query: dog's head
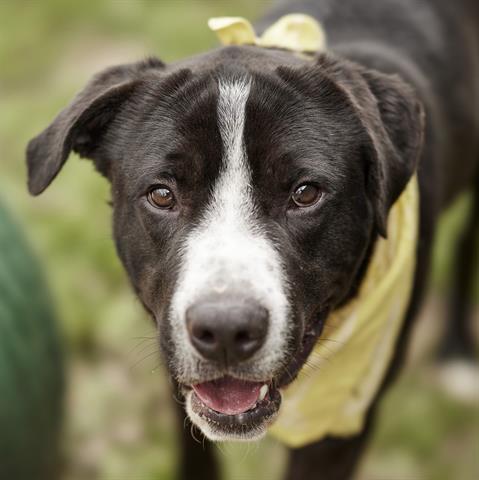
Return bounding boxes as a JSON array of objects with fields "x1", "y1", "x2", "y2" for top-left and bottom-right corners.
[{"x1": 27, "y1": 46, "x2": 424, "y2": 441}]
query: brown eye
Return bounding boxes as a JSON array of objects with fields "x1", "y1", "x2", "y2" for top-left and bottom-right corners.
[
  {"x1": 291, "y1": 184, "x2": 322, "y2": 208},
  {"x1": 147, "y1": 185, "x2": 175, "y2": 209}
]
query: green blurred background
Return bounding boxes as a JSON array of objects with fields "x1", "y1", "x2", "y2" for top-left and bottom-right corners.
[{"x1": 0, "y1": 1, "x2": 478, "y2": 479}]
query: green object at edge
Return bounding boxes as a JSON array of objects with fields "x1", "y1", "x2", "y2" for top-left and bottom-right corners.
[{"x1": 0, "y1": 201, "x2": 64, "y2": 480}]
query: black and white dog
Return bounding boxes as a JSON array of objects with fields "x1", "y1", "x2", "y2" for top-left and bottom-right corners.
[{"x1": 26, "y1": 0, "x2": 479, "y2": 478}]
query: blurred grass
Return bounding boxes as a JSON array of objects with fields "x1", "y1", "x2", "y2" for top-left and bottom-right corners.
[{"x1": 0, "y1": 1, "x2": 477, "y2": 479}]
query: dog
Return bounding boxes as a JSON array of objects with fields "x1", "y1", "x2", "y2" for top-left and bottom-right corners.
[{"x1": 26, "y1": 0, "x2": 479, "y2": 478}]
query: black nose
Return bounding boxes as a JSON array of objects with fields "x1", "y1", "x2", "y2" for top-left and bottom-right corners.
[{"x1": 186, "y1": 298, "x2": 269, "y2": 365}]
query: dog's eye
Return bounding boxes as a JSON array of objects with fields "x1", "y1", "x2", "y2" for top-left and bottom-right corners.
[
  {"x1": 147, "y1": 185, "x2": 175, "y2": 209},
  {"x1": 291, "y1": 184, "x2": 322, "y2": 208}
]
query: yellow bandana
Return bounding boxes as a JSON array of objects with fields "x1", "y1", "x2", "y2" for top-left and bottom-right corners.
[
  {"x1": 269, "y1": 177, "x2": 419, "y2": 447},
  {"x1": 208, "y1": 16, "x2": 419, "y2": 448}
]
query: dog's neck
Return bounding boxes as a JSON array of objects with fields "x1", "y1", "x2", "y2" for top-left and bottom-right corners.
[{"x1": 336, "y1": 229, "x2": 379, "y2": 309}]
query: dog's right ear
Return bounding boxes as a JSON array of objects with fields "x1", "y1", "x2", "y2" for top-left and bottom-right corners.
[{"x1": 26, "y1": 57, "x2": 164, "y2": 195}]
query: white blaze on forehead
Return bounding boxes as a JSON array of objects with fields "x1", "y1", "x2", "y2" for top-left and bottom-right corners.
[{"x1": 170, "y1": 76, "x2": 290, "y2": 379}]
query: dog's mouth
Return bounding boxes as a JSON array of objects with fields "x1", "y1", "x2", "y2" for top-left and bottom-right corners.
[
  {"x1": 186, "y1": 376, "x2": 281, "y2": 439},
  {"x1": 193, "y1": 377, "x2": 270, "y2": 414}
]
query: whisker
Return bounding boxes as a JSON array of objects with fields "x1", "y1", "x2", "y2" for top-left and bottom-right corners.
[
  {"x1": 130, "y1": 335, "x2": 157, "y2": 341},
  {"x1": 308, "y1": 352, "x2": 332, "y2": 366},
  {"x1": 190, "y1": 424, "x2": 202, "y2": 444},
  {"x1": 172, "y1": 392, "x2": 185, "y2": 406},
  {"x1": 128, "y1": 350, "x2": 161, "y2": 371},
  {"x1": 129, "y1": 341, "x2": 159, "y2": 361},
  {"x1": 215, "y1": 441, "x2": 227, "y2": 456},
  {"x1": 319, "y1": 337, "x2": 344, "y2": 346},
  {"x1": 296, "y1": 366, "x2": 315, "y2": 380},
  {"x1": 127, "y1": 338, "x2": 158, "y2": 357},
  {"x1": 238, "y1": 440, "x2": 252, "y2": 464}
]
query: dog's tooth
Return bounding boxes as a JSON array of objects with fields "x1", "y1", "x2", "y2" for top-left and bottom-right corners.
[{"x1": 259, "y1": 384, "x2": 268, "y2": 401}]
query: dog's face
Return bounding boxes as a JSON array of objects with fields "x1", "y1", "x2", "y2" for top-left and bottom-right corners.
[{"x1": 27, "y1": 46, "x2": 423, "y2": 441}]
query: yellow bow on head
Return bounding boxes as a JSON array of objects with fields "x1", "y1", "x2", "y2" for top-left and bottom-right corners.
[{"x1": 208, "y1": 14, "x2": 327, "y2": 53}]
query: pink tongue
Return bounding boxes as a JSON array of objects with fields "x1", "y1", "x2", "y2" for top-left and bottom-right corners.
[{"x1": 193, "y1": 377, "x2": 262, "y2": 415}]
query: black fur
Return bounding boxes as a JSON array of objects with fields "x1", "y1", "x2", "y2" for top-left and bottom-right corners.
[{"x1": 26, "y1": 0, "x2": 479, "y2": 478}]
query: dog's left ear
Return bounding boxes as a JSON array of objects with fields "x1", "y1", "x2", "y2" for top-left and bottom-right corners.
[
  {"x1": 355, "y1": 66, "x2": 425, "y2": 236},
  {"x1": 278, "y1": 55, "x2": 425, "y2": 237},
  {"x1": 26, "y1": 57, "x2": 165, "y2": 195}
]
